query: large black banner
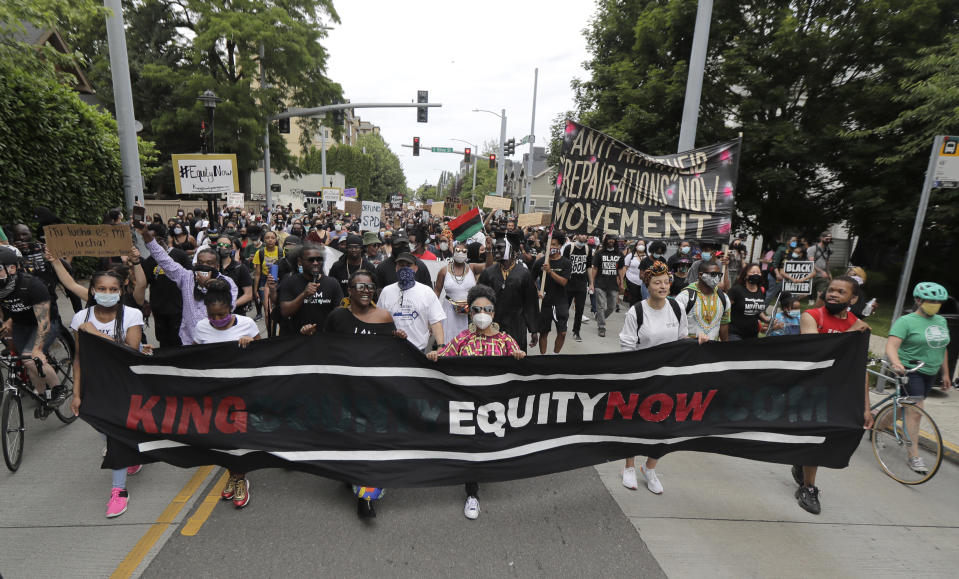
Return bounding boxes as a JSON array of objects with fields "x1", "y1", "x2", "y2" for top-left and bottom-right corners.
[
  {"x1": 552, "y1": 121, "x2": 740, "y2": 242},
  {"x1": 80, "y1": 331, "x2": 868, "y2": 487}
]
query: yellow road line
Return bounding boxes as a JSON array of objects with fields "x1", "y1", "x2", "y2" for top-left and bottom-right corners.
[
  {"x1": 110, "y1": 465, "x2": 216, "y2": 579},
  {"x1": 180, "y1": 471, "x2": 230, "y2": 537}
]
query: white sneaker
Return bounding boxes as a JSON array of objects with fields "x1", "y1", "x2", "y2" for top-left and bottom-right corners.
[
  {"x1": 464, "y1": 496, "x2": 480, "y2": 520},
  {"x1": 641, "y1": 464, "x2": 663, "y2": 494},
  {"x1": 622, "y1": 467, "x2": 638, "y2": 490},
  {"x1": 581, "y1": 315, "x2": 590, "y2": 323},
  {"x1": 908, "y1": 456, "x2": 929, "y2": 474}
]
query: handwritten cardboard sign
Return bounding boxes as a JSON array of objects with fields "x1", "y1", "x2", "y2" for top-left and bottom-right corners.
[
  {"x1": 361, "y1": 201, "x2": 382, "y2": 231},
  {"x1": 344, "y1": 200, "x2": 362, "y2": 215},
  {"x1": 43, "y1": 224, "x2": 132, "y2": 258},
  {"x1": 430, "y1": 202, "x2": 445, "y2": 217},
  {"x1": 483, "y1": 195, "x2": 512, "y2": 211},
  {"x1": 517, "y1": 213, "x2": 548, "y2": 228}
]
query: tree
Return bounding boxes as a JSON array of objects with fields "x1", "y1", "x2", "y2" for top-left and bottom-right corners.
[
  {"x1": 300, "y1": 144, "x2": 373, "y2": 198},
  {"x1": 356, "y1": 133, "x2": 406, "y2": 203}
]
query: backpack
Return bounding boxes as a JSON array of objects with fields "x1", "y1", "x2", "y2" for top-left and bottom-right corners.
[
  {"x1": 683, "y1": 287, "x2": 729, "y2": 317},
  {"x1": 633, "y1": 299, "x2": 683, "y2": 338},
  {"x1": 255, "y1": 246, "x2": 285, "y2": 267}
]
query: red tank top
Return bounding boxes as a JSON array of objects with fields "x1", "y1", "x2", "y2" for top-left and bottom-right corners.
[{"x1": 806, "y1": 306, "x2": 858, "y2": 334}]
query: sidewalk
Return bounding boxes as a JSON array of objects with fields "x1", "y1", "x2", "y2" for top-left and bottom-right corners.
[{"x1": 868, "y1": 333, "x2": 959, "y2": 463}]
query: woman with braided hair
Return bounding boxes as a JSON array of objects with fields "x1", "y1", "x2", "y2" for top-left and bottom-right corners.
[{"x1": 619, "y1": 260, "x2": 690, "y2": 495}]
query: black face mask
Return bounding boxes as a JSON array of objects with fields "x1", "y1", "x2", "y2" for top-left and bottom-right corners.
[
  {"x1": 747, "y1": 274, "x2": 763, "y2": 285},
  {"x1": 824, "y1": 300, "x2": 848, "y2": 315},
  {"x1": 217, "y1": 248, "x2": 232, "y2": 259}
]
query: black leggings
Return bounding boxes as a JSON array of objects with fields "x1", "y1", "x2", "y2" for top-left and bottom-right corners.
[
  {"x1": 567, "y1": 289, "x2": 587, "y2": 334},
  {"x1": 466, "y1": 482, "x2": 479, "y2": 498}
]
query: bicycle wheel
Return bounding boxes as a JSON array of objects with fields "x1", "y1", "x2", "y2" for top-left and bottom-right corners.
[
  {"x1": 871, "y1": 401, "x2": 943, "y2": 484},
  {"x1": 2, "y1": 391, "x2": 25, "y2": 471},
  {"x1": 48, "y1": 328, "x2": 77, "y2": 424}
]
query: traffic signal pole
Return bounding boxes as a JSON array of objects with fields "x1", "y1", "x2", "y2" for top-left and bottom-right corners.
[
  {"x1": 524, "y1": 68, "x2": 538, "y2": 213},
  {"x1": 497, "y1": 109, "x2": 507, "y2": 197}
]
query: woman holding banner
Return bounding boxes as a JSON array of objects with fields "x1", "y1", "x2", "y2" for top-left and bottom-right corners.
[{"x1": 427, "y1": 284, "x2": 526, "y2": 520}]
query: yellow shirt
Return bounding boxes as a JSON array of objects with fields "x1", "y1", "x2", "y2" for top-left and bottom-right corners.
[{"x1": 252, "y1": 246, "x2": 280, "y2": 276}]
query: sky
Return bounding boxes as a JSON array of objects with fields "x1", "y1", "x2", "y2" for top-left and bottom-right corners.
[{"x1": 322, "y1": 0, "x2": 599, "y2": 191}]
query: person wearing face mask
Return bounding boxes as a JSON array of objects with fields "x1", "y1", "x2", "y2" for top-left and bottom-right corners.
[
  {"x1": 137, "y1": 223, "x2": 237, "y2": 344},
  {"x1": 807, "y1": 231, "x2": 833, "y2": 306},
  {"x1": 193, "y1": 278, "x2": 260, "y2": 509},
  {"x1": 434, "y1": 241, "x2": 489, "y2": 341},
  {"x1": 768, "y1": 236, "x2": 798, "y2": 307},
  {"x1": 138, "y1": 223, "x2": 191, "y2": 347},
  {"x1": 885, "y1": 282, "x2": 952, "y2": 475},
  {"x1": 686, "y1": 241, "x2": 721, "y2": 284},
  {"x1": 377, "y1": 253, "x2": 445, "y2": 352},
  {"x1": 362, "y1": 231, "x2": 386, "y2": 266},
  {"x1": 279, "y1": 244, "x2": 343, "y2": 336},
  {"x1": 675, "y1": 260, "x2": 730, "y2": 342},
  {"x1": 766, "y1": 293, "x2": 801, "y2": 336},
  {"x1": 563, "y1": 234, "x2": 593, "y2": 342},
  {"x1": 621, "y1": 239, "x2": 648, "y2": 306},
  {"x1": 588, "y1": 234, "x2": 626, "y2": 337},
  {"x1": 329, "y1": 234, "x2": 375, "y2": 296},
  {"x1": 814, "y1": 266, "x2": 875, "y2": 318},
  {"x1": 531, "y1": 234, "x2": 572, "y2": 355},
  {"x1": 793, "y1": 276, "x2": 872, "y2": 515},
  {"x1": 426, "y1": 284, "x2": 526, "y2": 519},
  {"x1": 727, "y1": 263, "x2": 771, "y2": 340},
  {"x1": 373, "y1": 233, "x2": 433, "y2": 291},
  {"x1": 69, "y1": 270, "x2": 146, "y2": 518},
  {"x1": 170, "y1": 221, "x2": 197, "y2": 257},
  {"x1": 433, "y1": 231, "x2": 454, "y2": 262},
  {"x1": 408, "y1": 228, "x2": 437, "y2": 261},
  {"x1": 215, "y1": 236, "x2": 254, "y2": 315},
  {"x1": 478, "y1": 238, "x2": 540, "y2": 351}
]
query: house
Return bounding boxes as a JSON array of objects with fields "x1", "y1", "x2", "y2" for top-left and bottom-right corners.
[{"x1": 9, "y1": 22, "x2": 99, "y2": 107}]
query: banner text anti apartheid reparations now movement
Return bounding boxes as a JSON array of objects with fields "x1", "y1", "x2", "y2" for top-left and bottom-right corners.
[
  {"x1": 79, "y1": 331, "x2": 868, "y2": 487},
  {"x1": 552, "y1": 121, "x2": 741, "y2": 242}
]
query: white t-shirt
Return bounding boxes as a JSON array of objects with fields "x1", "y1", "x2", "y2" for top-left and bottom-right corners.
[
  {"x1": 70, "y1": 306, "x2": 144, "y2": 342},
  {"x1": 193, "y1": 315, "x2": 260, "y2": 344},
  {"x1": 377, "y1": 282, "x2": 446, "y2": 351},
  {"x1": 623, "y1": 253, "x2": 644, "y2": 285},
  {"x1": 619, "y1": 299, "x2": 688, "y2": 351}
]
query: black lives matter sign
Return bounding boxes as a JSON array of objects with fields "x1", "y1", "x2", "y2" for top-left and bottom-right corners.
[{"x1": 782, "y1": 261, "x2": 815, "y2": 294}]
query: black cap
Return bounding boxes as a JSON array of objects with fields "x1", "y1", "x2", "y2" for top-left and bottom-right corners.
[
  {"x1": 0, "y1": 248, "x2": 20, "y2": 265},
  {"x1": 345, "y1": 234, "x2": 363, "y2": 246},
  {"x1": 394, "y1": 252, "x2": 416, "y2": 265},
  {"x1": 391, "y1": 233, "x2": 410, "y2": 246}
]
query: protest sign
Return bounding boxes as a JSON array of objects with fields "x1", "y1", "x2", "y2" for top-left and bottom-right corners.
[
  {"x1": 390, "y1": 194, "x2": 404, "y2": 210},
  {"x1": 430, "y1": 202, "x2": 445, "y2": 217},
  {"x1": 44, "y1": 224, "x2": 131, "y2": 258},
  {"x1": 344, "y1": 200, "x2": 361, "y2": 215},
  {"x1": 483, "y1": 195, "x2": 512, "y2": 212},
  {"x1": 226, "y1": 192, "x2": 244, "y2": 208},
  {"x1": 322, "y1": 188, "x2": 341, "y2": 203},
  {"x1": 551, "y1": 122, "x2": 740, "y2": 242},
  {"x1": 517, "y1": 213, "x2": 547, "y2": 228},
  {"x1": 335, "y1": 199, "x2": 345, "y2": 211},
  {"x1": 171, "y1": 154, "x2": 240, "y2": 196},
  {"x1": 782, "y1": 261, "x2": 815, "y2": 294},
  {"x1": 343, "y1": 187, "x2": 358, "y2": 199},
  {"x1": 361, "y1": 201, "x2": 382, "y2": 231},
  {"x1": 81, "y1": 331, "x2": 868, "y2": 487}
]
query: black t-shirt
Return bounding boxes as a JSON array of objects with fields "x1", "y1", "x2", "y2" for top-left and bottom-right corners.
[
  {"x1": 277, "y1": 274, "x2": 344, "y2": 333},
  {"x1": 324, "y1": 307, "x2": 396, "y2": 336},
  {"x1": 562, "y1": 245, "x2": 591, "y2": 292},
  {"x1": 20, "y1": 246, "x2": 56, "y2": 292},
  {"x1": 0, "y1": 273, "x2": 51, "y2": 326},
  {"x1": 328, "y1": 257, "x2": 376, "y2": 296},
  {"x1": 223, "y1": 260, "x2": 254, "y2": 312},
  {"x1": 532, "y1": 255, "x2": 571, "y2": 303},
  {"x1": 727, "y1": 284, "x2": 766, "y2": 338},
  {"x1": 143, "y1": 246, "x2": 191, "y2": 315},
  {"x1": 592, "y1": 249, "x2": 623, "y2": 290}
]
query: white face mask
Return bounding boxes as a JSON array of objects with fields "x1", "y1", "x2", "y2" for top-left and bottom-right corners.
[
  {"x1": 473, "y1": 312, "x2": 493, "y2": 330},
  {"x1": 453, "y1": 252, "x2": 467, "y2": 264},
  {"x1": 636, "y1": 244, "x2": 646, "y2": 253},
  {"x1": 439, "y1": 242, "x2": 449, "y2": 251}
]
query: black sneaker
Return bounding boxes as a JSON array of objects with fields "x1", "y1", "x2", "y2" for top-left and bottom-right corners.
[
  {"x1": 573, "y1": 332, "x2": 582, "y2": 342},
  {"x1": 357, "y1": 498, "x2": 376, "y2": 519},
  {"x1": 46, "y1": 385, "x2": 67, "y2": 407},
  {"x1": 795, "y1": 485, "x2": 821, "y2": 515},
  {"x1": 791, "y1": 465, "x2": 804, "y2": 487},
  {"x1": 598, "y1": 328, "x2": 606, "y2": 337}
]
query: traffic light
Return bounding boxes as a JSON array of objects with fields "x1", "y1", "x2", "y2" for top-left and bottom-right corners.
[
  {"x1": 505, "y1": 138, "x2": 516, "y2": 156},
  {"x1": 464, "y1": 148, "x2": 471, "y2": 163},
  {"x1": 413, "y1": 136, "x2": 420, "y2": 156},
  {"x1": 417, "y1": 90, "x2": 428, "y2": 123},
  {"x1": 489, "y1": 154, "x2": 496, "y2": 168},
  {"x1": 278, "y1": 117, "x2": 290, "y2": 134}
]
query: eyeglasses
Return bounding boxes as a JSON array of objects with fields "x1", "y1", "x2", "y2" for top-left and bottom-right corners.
[
  {"x1": 351, "y1": 282, "x2": 376, "y2": 291},
  {"x1": 470, "y1": 305, "x2": 495, "y2": 314},
  {"x1": 304, "y1": 256, "x2": 324, "y2": 263},
  {"x1": 369, "y1": 243, "x2": 382, "y2": 248},
  {"x1": 454, "y1": 248, "x2": 468, "y2": 254},
  {"x1": 216, "y1": 243, "x2": 232, "y2": 248}
]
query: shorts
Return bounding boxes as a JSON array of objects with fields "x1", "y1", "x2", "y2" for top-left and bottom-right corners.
[
  {"x1": 903, "y1": 372, "x2": 938, "y2": 399},
  {"x1": 538, "y1": 301, "x2": 569, "y2": 334},
  {"x1": 12, "y1": 320, "x2": 60, "y2": 355}
]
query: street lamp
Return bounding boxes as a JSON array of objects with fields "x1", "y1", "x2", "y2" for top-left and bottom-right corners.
[
  {"x1": 472, "y1": 108, "x2": 507, "y2": 198},
  {"x1": 450, "y1": 138, "x2": 478, "y2": 195},
  {"x1": 197, "y1": 89, "x2": 224, "y2": 225}
]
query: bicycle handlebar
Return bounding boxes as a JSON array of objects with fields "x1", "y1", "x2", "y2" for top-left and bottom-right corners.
[
  {"x1": 868, "y1": 358, "x2": 925, "y2": 375},
  {"x1": 0, "y1": 354, "x2": 45, "y2": 378}
]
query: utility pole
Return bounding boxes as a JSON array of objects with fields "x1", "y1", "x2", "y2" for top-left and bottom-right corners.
[
  {"x1": 525, "y1": 68, "x2": 538, "y2": 213},
  {"x1": 497, "y1": 109, "x2": 507, "y2": 196},
  {"x1": 677, "y1": 0, "x2": 713, "y2": 152},
  {"x1": 103, "y1": 0, "x2": 143, "y2": 211},
  {"x1": 261, "y1": 43, "x2": 272, "y2": 209}
]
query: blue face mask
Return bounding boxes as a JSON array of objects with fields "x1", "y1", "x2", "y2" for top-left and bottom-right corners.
[
  {"x1": 789, "y1": 241, "x2": 798, "y2": 248},
  {"x1": 680, "y1": 246, "x2": 690, "y2": 254},
  {"x1": 397, "y1": 266, "x2": 416, "y2": 290},
  {"x1": 701, "y1": 252, "x2": 712, "y2": 261},
  {"x1": 94, "y1": 292, "x2": 121, "y2": 307}
]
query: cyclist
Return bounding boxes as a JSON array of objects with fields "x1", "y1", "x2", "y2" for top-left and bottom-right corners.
[
  {"x1": 70, "y1": 271, "x2": 145, "y2": 518},
  {"x1": 885, "y1": 282, "x2": 952, "y2": 473},
  {"x1": 793, "y1": 276, "x2": 873, "y2": 514},
  {"x1": 0, "y1": 249, "x2": 63, "y2": 405}
]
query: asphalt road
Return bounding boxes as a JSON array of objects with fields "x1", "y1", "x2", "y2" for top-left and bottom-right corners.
[{"x1": 3, "y1": 295, "x2": 958, "y2": 578}]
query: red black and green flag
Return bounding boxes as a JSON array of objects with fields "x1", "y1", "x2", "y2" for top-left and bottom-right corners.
[{"x1": 449, "y1": 207, "x2": 483, "y2": 241}]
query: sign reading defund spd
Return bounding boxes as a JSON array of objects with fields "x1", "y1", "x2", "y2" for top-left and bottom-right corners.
[{"x1": 172, "y1": 154, "x2": 240, "y2": 196}]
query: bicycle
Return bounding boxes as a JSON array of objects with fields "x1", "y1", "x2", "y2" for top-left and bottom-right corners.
[
  {"x1": 1, "y1": 325, "x2": 76, "y2": 472},
  {"x1": 866, "y1": 358, "x2": 943, "y2": 485}
]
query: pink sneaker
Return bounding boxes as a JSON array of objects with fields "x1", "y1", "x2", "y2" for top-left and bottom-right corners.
[
  {"x1": 106, "y1": 488, "x2": 128, "y2": 518},
  {"x1": 126, "y1": 465, "x2": 143, "y2": 476}
]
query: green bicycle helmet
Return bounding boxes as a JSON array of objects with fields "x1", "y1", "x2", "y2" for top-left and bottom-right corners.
[{"x1": 913, "y1": 282, "x2": 948, "y2": 301}]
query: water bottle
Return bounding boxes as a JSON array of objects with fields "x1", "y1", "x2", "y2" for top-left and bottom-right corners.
[{"x1": 862, "y1": 298, "x2": 877, "y2": 317}]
